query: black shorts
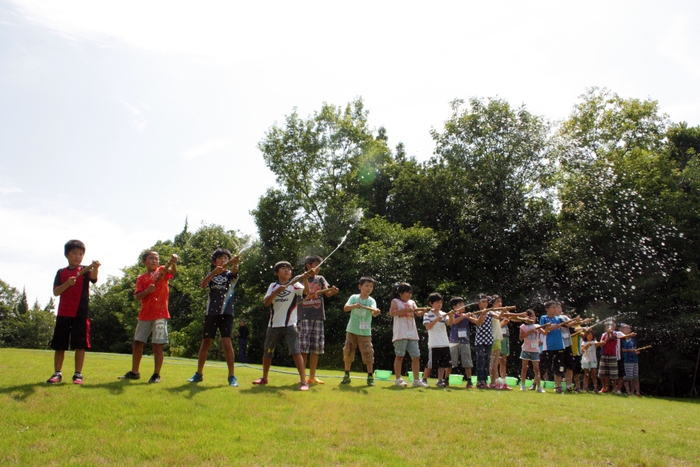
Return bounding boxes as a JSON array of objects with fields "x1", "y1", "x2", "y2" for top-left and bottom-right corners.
[
  {"x1": 430, "y1": 347, "x2": 452, "y2": 369},
  {"x1": 541, "y1": 349, "x2": 565, "y2": 377},
  {"x1": 50, "y1": 316, "x2": 91, "y2": 350},
  {"x1": 573, "y1": 355, "x2": 583, "y2": 374},
  {"x1": 203, "y1": 315, "x2": 234, "y2": 339},
  {"x1": 563, "y1": 346, "x2": 576, "y2": 370}
]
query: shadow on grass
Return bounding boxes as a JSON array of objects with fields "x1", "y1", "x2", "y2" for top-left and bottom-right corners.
[
  {"x1": 238, "y1": 383, "x2": 307, "y2": 395},
  {"x1": 167, "y1": 383, "x2": 219, "y2": 399},
  {"x1": 0, "y1": 383, "x2": 42, "y2": 401},
  {"x1": 335, "y1": 382, "x2": 371, "y2": 395}
]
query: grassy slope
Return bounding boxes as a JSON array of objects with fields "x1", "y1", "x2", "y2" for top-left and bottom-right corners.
[{"x1": 1, "y1": 349, "x2": 699, "y2": 467}]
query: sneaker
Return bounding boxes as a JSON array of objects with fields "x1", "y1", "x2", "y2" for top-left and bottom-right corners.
[
  {"x1": 252, "y1": 377, "x2": 268, "y2": 385},
  {"x1": 307, "y1": 377, "x2": 324, "y2": 385},
  {"x1": 520, "y1": 384, "x2": 527, "y2": 391},
  {"x1": 465, "y1": 381, "x2": 474, "y2": 389},
  {"x1": 367, "y1": 376, "x2": 375, "y2": 386},
  {"x1": 616, "y1": 390, "x2": 622, "y2": 395},
  {"x1": 299, "y1": 382, "x2": 309, "y2": 391},
  {"x1": 72, "y1": 373, "x2": 83, "y2": 385},
  {"x1": 555, "y1": 387, "x2": 563, "y2": 394},
  {"x1": 488, "y1": 383, "x2": 497, "y2": 390},
  {"x1": 118, "y1": 371, "x2": 141, "y2": 380},
  {"x1": 46, "y1": 372, "x2": 62, "y2": 384},
  {"x1": 395, "y1": 378, "x2": 407, "y2": 387},
  {"x1": 341, "y1": 374, "x2": 351, "y2": 384},
  {"x1": 412, "y1": 379, "x2": 429, "y2": 388},
  {"x1": 537, "y1": 386, "x2": 546, "y2": 393},
  {"x1": 528, "y1": 384, "x2": 536, "y2": 391},
  {"x1": 501, "y1": 384, "x2": 513, "y2": 391},
  {"x1": 436, "y1": 380, "x2": 446, "y2": 388},
  {"x1": 188, "y1": 372, "x2": 203, "y2": 383},
  {"x1": 476, "y1": 382, "x2": 487, "y2": 389},
  {"x1": 422, "y1": 378, "x2": 429, "y2": 387},
  {"x1": 148, "y1": 374, "x2": 161, "y2": 384},
  {"x1": 228, "y1": 376, "x2": 239, "y2": 387},
  {"x1": 598, "y1": 388, "x2": 607, "y2": 394}
]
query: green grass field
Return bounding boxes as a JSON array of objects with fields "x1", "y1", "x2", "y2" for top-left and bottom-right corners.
[{"x1": 2, "y1": 348, "x2": 699, "y2": 466}]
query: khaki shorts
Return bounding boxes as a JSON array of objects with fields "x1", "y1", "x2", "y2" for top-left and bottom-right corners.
[
  {"x1": 134, "y1": 319, "x2": 168, "y2": 344},
  {"x1": 343, "y1": 333, "x2": 374, "y2": 365}
]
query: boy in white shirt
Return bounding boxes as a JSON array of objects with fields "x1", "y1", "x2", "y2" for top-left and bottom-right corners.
[{"x1": 422, "y1": 293, "x2": 452, "y2": 388}]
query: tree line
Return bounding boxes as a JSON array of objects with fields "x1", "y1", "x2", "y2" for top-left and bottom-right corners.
[{"x1": 2, "y1": 88, "x2": 699, "y2": 396}]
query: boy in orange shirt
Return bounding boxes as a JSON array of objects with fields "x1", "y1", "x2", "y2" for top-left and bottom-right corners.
[{"x1": 119, "y1": 250, "x2": 178, "y2": 383}]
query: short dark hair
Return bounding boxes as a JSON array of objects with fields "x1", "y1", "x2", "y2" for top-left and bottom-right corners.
[
  {"x1": 273, "y1": 261, "x2": 293, "y2": 273},
  {"x1": 544, "y1": 300, "x2": 558, "y2": 310},
  {"x1": 450, "y1": 297, "x2": 465, "y2": 308},
  {"x1": 212, "y1": 248, "x2": 232, "y2": 263},
  {"x1": 428, "y1": 293, "x2": 443, "y2": 304},
  {"x1": 141, "y1": 250, "x2": 158, "y2": 262},
  {"x1": 392, "y1": 282, "x2": 412, "y2": 300},
  {"x1": 64, "y1": 239, "x2": 85, "y2": 256},
  {"x1": 304, "y1": 255, "x2": 323, "y2": 267},
  {"x1": 358, "y1": 276, "x2": 376, "y2": 285}
]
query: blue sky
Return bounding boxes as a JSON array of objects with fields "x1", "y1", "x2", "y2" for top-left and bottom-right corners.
[{"x1": 1, "y1": 0, "x2": 699, "y2": 306}]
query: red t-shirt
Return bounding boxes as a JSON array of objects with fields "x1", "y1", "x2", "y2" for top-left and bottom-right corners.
[
  {"x1": 54, "y1": 266, "x2": 95, "y2": 318},
  {"x1": 135, "y1": 266, "x2": 174, "y2": 321}
]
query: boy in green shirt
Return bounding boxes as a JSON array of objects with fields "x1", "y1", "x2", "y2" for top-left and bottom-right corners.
[{"x1": 341, "y1": 276, "x2": 380, "y2": 386}]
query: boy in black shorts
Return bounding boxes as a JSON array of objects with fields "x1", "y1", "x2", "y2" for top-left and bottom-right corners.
[
  {"x1": 188, "y1": 248, "x2": 240, "y2": 386},
  {"x1": 47, "y1": 239, "x2": 100, "y2": 385}
]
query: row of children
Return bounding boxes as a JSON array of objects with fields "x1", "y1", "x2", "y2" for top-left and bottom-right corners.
[{"x1": 45, "y1": 240, "x2": 643, "y2": 395}]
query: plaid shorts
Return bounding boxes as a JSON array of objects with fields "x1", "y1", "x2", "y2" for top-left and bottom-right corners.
[
  {"x1": 598, "y1": 355, "x2": 618, "y2": 378},
  {"x1": 298, "y1": 319, "x2": 324, "y2": 354}
]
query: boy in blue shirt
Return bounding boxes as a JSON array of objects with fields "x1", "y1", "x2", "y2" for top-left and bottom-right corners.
[{"x1": 539, "y1": 300, "x2": 565, "y2": 393}]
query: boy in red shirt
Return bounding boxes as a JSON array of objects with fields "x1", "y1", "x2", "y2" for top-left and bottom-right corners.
[
  {"x1": 119, "y1": 250, "x2": 177, "y2": 384},
  {"x1": 47, "y1": 239, "x2": 100, "y2": 384}
]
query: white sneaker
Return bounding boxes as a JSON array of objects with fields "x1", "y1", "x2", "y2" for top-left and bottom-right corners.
[
  {"x1": 412, "y1": 379, "x2": 428, "y2": 388},
  {"x1": 520, "y1": 384, "x2": 526, "y2": 391},
  {"x1": 537, "y1": 386, "x2": 546, "y2": 393},
  {"x1": 395, "y1": 378, "x2": 407, "y2": 387}
]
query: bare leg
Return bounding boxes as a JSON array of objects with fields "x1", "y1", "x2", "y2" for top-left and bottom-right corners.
[
  {"x1": 74, "y1": 349, "x2": 85, "y2": 374},
  {"x1": 309, "y1": 353, "x2": 319, "y2": 380},
  {"x1": 132, "y1": 341, "x2": 145, "y2": 373},
  {"x1": 152, "y1": 343, "x2": 164, "y2": 375},
  {"x1": 221, "y1": 337, "x2": 235, "y2": 377},
  {"x1": 411, "y1": 357, "x2": 420, "y2": 381},
  {"x1": 54, "y1": 350, "x2": 65, "y2": 372},
  {"x1": 292, "y1": 353, "x2": 306, "y2": 383},
  {"x1": 520, "y1": 360, "x2": 529, "y2": 385},
  {"x1": 423, "y1": 367, "x2": 432, "y2": 380},
  {"x1": 262, "y1": 357, "x2": 272, "y2": 379},
  {"x1": 591, "y1": 369, "x2": 598, "y2": 391},
  {"x1": 196, "y1": 338, "x2": 213, "y2": 375},
  {"x1": 533, "y1": 361, "x2": 541, "y2": 387},
  {"x1": 394, "y1": 356, "x2": 404, "y2": 379}
]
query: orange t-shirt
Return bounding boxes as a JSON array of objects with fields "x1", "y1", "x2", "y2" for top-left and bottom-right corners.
[{"x1": 135, "y1": 266, "x2": 174, "y2": 321}]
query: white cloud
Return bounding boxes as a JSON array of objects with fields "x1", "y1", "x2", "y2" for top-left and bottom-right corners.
[
  {"x1": 181, "y1": 139, "x2": 229, "y2": 160},
  {"x1": 0, "y1": 185, "x2": 22, "y2": 194},
  {"x1": 120, "y1": 100, "x2": 148, "y2": 132}
]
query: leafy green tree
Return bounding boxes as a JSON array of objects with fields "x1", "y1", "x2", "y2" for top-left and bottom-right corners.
[
  {"x1": 552, "y1": 88, "x2": 677, "y2": 306},
  {"x1": 401, "y1": 97, "x2": 558, "y2": 300}
]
